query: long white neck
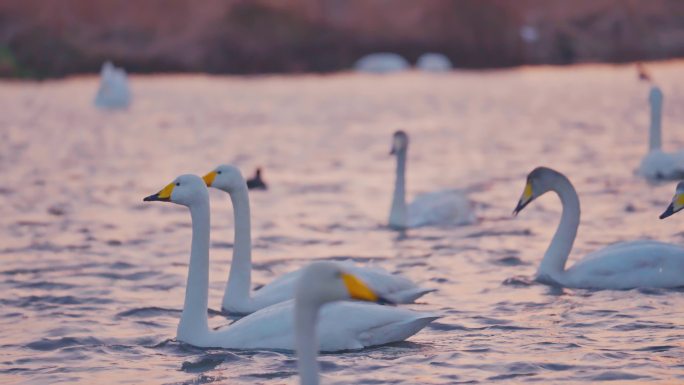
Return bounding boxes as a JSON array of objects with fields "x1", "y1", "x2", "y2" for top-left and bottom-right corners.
[
  {"x1": 177, "y1": 200, "x2": 211, "y2": 340},
  {"x1": 389, "y1": 149, "x2": 407, "y2": 229},
  {"x1": 649, "y1": 86, "x2": 663, "y2": 151},
  {"x1": 295, "y1": 299, "x2": 321, "y2": 385},
  {"x1": 537, "y1": 174, "x2": 580, "y2": 279},
  {"x1": 222, "y1": 183, "x2": 253, "y2": 309}
]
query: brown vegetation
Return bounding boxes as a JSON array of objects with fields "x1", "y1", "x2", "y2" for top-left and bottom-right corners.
[{"x1": 1, "y1": 0, "x2": 683, "y2": 77}]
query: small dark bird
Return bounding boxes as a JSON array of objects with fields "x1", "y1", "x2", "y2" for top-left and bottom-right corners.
[
  {"x1": 247, "y1": 167, "x2": 268, "y2": 190},
  {"x1": 637, "y1": 62, "x2": 652, "y2": 82}
]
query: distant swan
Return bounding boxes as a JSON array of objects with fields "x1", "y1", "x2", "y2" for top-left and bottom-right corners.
[
  {"x1": 637, "y1": 86, "x2": 684, "y2": 180},
  {"x1": 143, "y1": 175, "x2": 437, "y2": 351},
  {"x1": 246, "y1": 167, "x2": 267, "y2": 190},
  {"x1": 94, "y1": 61, "x2": 130, "y2": 109},
  {"x1": 204, "y1": 165, "x2": 434, "y2": 314},
  {"x1": 514, "y1": 167, "x2": 684, "y2": 289},
  {"x1": 388, "y1": 130, "x2": 475, "y2": 229}
]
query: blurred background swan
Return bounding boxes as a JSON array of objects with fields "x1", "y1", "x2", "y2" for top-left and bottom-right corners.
[
  {"x1": 637, "y1": 85, "x2": 684, "y2": 180},
  {"x1": 93, "y1": 61, "x2": 131, "y2": 109},
  {"x1": 204, "y1": 164, "x2": 435, "y2": 314},
  {"x1": 514, "y1": 167, "x2": 684, "y2": 289},
  {"x1": 388, "y1": 130, "x2": 475, "y2": 229}
]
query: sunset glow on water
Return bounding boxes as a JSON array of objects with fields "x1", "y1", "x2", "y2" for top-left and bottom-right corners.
[{"x1": 1, "y1": 63, "x2": 684, "y2": 384}]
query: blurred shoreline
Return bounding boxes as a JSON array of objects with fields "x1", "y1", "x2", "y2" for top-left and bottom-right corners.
[{"x1": 1, "y1": 0, "x2": 683, "y2": 79}]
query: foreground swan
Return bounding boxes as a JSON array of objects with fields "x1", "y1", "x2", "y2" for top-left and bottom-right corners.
[
  {"x1": 295, "y1": 262, "x2": 409, "y2": 385},
  {"x1": 204, "y1": 165, "x2": 434, "y2": 314},
  {"x1": 637, "y1": 86, "x2": 684, "y2": 179},
  {"x1": 144, "y1": 174, "x2": 437, "y2": 350},
  {"x1": 388, "y1": 130, "x2": 475, "y2": 229},
  {"x1": 514, "y1": 167, "x2": 684, "y2": 289}
]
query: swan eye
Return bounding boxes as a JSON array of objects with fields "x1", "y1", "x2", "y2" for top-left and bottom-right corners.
[
  {"x1": 217, "y1": 171, "x2": 222, "y2": 175},
  {"x1": 175, "y1": 182, "x2": 180, "y2": 186}
]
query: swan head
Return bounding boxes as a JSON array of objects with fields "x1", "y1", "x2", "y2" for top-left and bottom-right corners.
[
  {"x1": 513, "y1": 167, "x2": 564, "y2": 215},
  {"x1": 202, "y1": 164, "x2": 246, "y2": 192},
  {"x1": 143, "y1": 174, "x2": 209, "y2": 207},
  {"x1": 659, "y1": 181, "x2": 684, "y2": 219},
  {"x1": 390, "y1": 130, "x2": 409, "y2": 155},
  {"x1": 295, "y1": 261, "x2": 392, "y2": 307}
]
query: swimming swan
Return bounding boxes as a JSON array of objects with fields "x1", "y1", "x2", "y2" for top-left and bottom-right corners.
[
  {"x1": 144, "y1": 174, "x2": 437, "y2": 350},
  {"x1": 294, "y1": 261, "x2": 419, "y2": 385},
  {"x1": 203, "y1": 165, "x2": 435, "y2": 314},
  {"x1": 514, "y1": 167, "x2": 684, "y2": 289},
  {"x1": 388, "y1": 130, "x2": 475, "y2": 229},
  {"x1": 637, "y1": 86, "x2": 684, "y2": 180}
]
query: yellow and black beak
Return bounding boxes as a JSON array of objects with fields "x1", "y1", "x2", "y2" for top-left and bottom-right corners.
[
  {"x1": 660, "y1": 193, "x2": 684, "y2": 219},
  {"x1": 341, "y1": 273, "x2": 393, "y2": 305},
  {"x1": 513, "y1": 181, "x2": 534, "y2": 216},
  {"x1": 143, "y1": 182, "x2": 175, "y2": 202},
  {"x1": 203, "y1": 171, "x2": 217, "y2": 187}
]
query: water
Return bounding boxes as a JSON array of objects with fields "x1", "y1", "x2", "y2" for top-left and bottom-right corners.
[{"x1": 1, "y1": 63, "x2": 684, "y2": 384}]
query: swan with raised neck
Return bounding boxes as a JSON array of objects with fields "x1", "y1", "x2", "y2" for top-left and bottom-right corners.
[
  {"x1": 203, "y1": 164, "x2": 435, "y2": 314},
  {"x1": 514, "y1": 166, "x2": 684, "y2": 289},
  {"x1": 388, "y1": 130, "x2": 475, "y2": 229},
  {"x1": 637, "y1": 85, "x2": 684, "y2": 180}
]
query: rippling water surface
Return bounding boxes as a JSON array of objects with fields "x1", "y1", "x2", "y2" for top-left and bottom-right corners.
[{"x1": 2, "y1": 63, "x2": 684, "y2": 385}]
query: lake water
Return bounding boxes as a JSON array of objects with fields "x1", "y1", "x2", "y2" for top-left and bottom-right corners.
[{"x1": 1, "y1": 63, "x2": 684, "y2": 384}]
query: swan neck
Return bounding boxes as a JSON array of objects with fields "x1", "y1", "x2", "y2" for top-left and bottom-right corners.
[
  {"x1": 538, "y1": 175, "x2": 580, "y2": 277},
  {"x1": 649, "y1": 87, "x2": 663, "y2": 151},
  {"x1": 178, "y1": 200, "x2": 210, "y2": 337},
  {"x1": 295, "y1": 299, "x2": 321, "y2": 385},
  {"x1": 389, "y1": 149, "x2": 407, "y2": 228},
  {"x1": 224, "y1": 183, "x2": 253, "y2": 306}
]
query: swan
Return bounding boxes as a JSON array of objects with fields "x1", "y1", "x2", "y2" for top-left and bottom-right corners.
[
  {"x1": 143, "y1": 174, "x2": 438, "y2": 350},
  {"x1": 94, "y1": 61, "x2": 131, "y2": 109},
  {"x1": 246, "y1": 167, "x2": 267, "y2": 190},
  {"x1": 388, "y1": 130, "x2": 475, "y2": 229},
  {"x1": 203, "y1": 165, "x2": 435, "y2": 314},
  {"x1": 294, "y1": 261, "x2": 422, "y2": 385},
  {"x1": 513, "y1": 167, "x2": 684, "y2": 289},
  {"x1": 637, "y1": 85, "x2": 684, "y2": 180}
]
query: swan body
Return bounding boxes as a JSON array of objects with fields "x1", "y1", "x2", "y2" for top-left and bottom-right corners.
[
  {"x1": 203, "y1": 164, "x2": 434, "y2": 315},
  {"x1": 514, "y1": 167, "x2": 684, "y2": 289},
  {"x1": 94, "y1": 61, "x2": 131, "y2": 109},
  {"x1": 638, "y1": 150, "x2": 684, "y2": 180},
  {"x1": 209, "y1": 298, "x2": 437, "y2": 352},
  {"x1": 637, "y1": 86, "x2": 684, "y2": 179},
  {"x1": 389, "y1": 130, "x2": 475, "y2": 229},
  {"x1": 143, "y1": 175, "x2": 437, "y2": 352}
]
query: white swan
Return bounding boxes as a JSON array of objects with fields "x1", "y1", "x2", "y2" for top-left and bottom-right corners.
[
  {"x1": 143, "y1": 174, "x2": 438, "y2": 350},
  {"x1": 513, "y1": 167, "x2": 684, "y2": 289},
  {"x1": 203, "y1": 165, "x2": 434, "y2": 314},
  {"x1": 294, "y1": 261, "x2": 420, "y2": 385},
  {"x1": 94, "y1": 61, "x2": 131, "y2": 109},
  {"x1": 388, "y1": 130, "x2": 475, "y2": 229},
  {"x1": 637, "y1": 86, "x2": 684, "y2": 180}
]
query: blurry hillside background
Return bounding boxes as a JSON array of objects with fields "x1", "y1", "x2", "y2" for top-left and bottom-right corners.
[{"x1": 1, "y1": 0, "x2": 684, "y2": 78}]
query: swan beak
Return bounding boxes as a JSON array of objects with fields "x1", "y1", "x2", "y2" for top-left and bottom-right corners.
[
  {"x1": 342, "y1": 273, "x2": 393, "y2": 305},
  {"x1": 513, "y1": 182, "x2": 534, "y2": 216},
  {"x1": 143, "y1": 182, "x2": 175, "y2": 202},
  {"x1": 660, "y1": 193, "x2": 684, "y2": 219},
  {"x1": 660, "y1": 203, "x2": 675, "y2": 219},
  {"x1": 203, "y1": 171, "x2": 217, "y2": 187}
]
